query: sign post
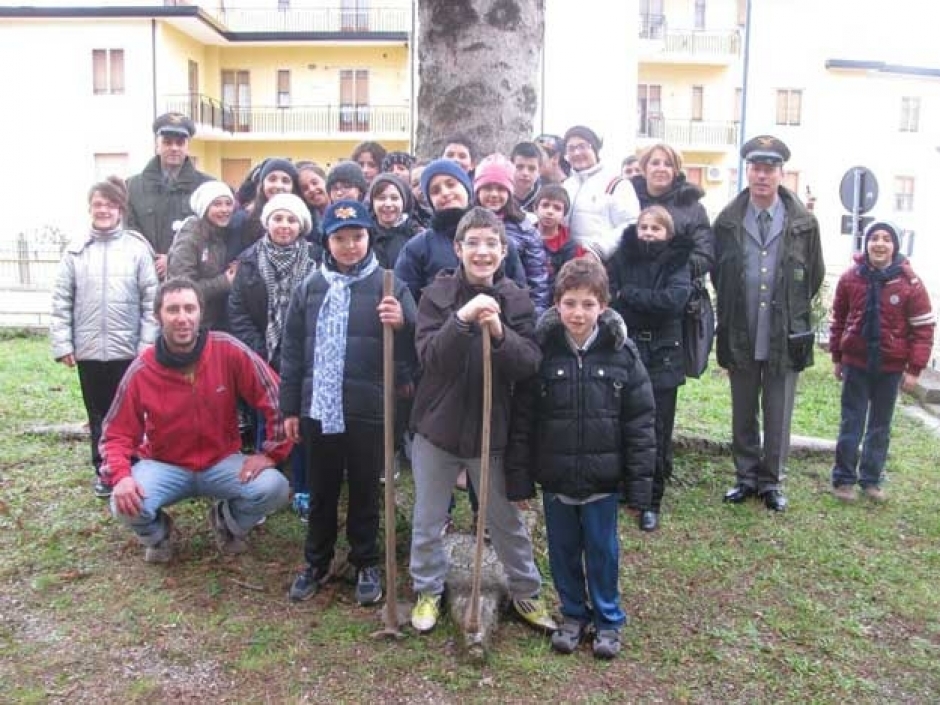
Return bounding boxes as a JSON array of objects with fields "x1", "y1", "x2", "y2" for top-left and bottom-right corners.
[{"x1": 839, "y1": 166, "x2": 879, "y2": 252}]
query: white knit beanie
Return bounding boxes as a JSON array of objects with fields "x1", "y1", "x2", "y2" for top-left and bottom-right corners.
[
  {"x1": 260, "y1": 192, "x2": 312, "y2": 236},
  {"x1": 190, "y1": 181, "x2": 234, "y2": 220}
]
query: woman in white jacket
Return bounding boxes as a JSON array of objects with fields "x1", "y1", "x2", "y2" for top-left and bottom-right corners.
[{"x1": 50, "y1": 176, "x2": 159, "y2": 498}]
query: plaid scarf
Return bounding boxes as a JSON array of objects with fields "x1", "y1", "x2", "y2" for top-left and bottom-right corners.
[
  {"x1": 257, "y1": 236, "x2": 313, "y2": 363},
  {"x1": 309, "y1": 251, "x2": 379, "y2": 434}
]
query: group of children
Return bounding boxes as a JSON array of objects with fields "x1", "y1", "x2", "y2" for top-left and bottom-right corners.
[{"x1": 56, "y1": 133, "x2": 935, "y2": 662}]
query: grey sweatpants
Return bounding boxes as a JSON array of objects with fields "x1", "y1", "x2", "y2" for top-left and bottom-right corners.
[{"x1": 409, "y1": 433, "x2": 542, "y2": 599}]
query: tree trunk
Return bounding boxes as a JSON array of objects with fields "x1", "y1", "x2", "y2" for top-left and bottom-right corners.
[{"x1": 415, "y1": 0, "x2": 544, "y2": 160}]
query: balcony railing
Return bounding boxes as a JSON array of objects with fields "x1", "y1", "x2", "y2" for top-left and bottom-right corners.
[
  {"x1": 639, "y1": 13, "x2": 740, "y2": 58},
  {"x1": 165, "y1": 94, "x2": 410, "y2": 137},
  {"x1": 637, "y1": 117, "x2": 738, "y2": 149},
  {"x1": 205, "y1": 5, "x2": 409, "y2": 34}
]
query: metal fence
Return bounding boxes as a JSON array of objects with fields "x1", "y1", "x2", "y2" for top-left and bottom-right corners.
[{"x1": 0, "y1": 231, "x2": 66, "y2": 290}]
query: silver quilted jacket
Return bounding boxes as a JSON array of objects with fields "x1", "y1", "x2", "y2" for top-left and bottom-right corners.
[{"x1": 50, "y1": 229, "x2": 159, "y2": 361}]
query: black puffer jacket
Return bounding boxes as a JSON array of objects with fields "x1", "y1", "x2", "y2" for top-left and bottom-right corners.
[
  {"x1": 632, "y1": 174, "x2": 714, "y2": 279},
  {"x1": 506, "y1": 308, "x2": 656, "y2": 507},
  {"x1": 279, "y1": 258, "x2": 417, "y2": 423},
  {"x1": 371, "y1": 216, "x2": 422, "y2": 269},
  {"x1": 607, "y1": 225, "x2": 693, "y2": 390},
  {"x1": 227, "y1": 240, "x2": 319, "y2": 370}
]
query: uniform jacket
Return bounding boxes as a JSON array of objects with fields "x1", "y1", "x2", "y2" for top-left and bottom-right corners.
[
  {"x1": 505, "y1": 308, "x2": 656, "y2": 506},
  {"x1": 563, "y1": 161, "x2": 640, "y2": 260},
  {"x1": 410, "y1": 269, "x2": 541, "y2": 460},
  {"x1": 99, "y1": 332, "x2": 292, "y2": 484},
  {"x1": 504, "y1": 216, "x2": 551, "y2": 315},
  {"x1": 607, "y1": 226, "x2": 692, "y2": 390},
  {"x1": 830, "y1": 254, "x2": 935, "y2": 375},
  {"x1": 712, "y1": 187, "x2": 824, "y2": 373},
  {"x1": 227, "y1": 240, "x2": 319, "y2": 370},
  {"x1": 50, "y1": 229, "x2": 158, "y2": 361},
  {"x1": 393, "y1": 207, "x2": 526, "y2": 302},
  {"x1": 278, "y1": 263, "x2": 417, "y2": 424},
  {"x1": 166, "y1": 216, "x2": 232, "y2": 331},
  {"x1": 632, "y1": 174, "x2": 715, "y2": 279},
  {"x1": 125, "y1": 156, "x2": 213, "y2": 255}
]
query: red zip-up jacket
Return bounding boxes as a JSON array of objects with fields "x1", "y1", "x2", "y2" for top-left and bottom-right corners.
[
  {"x1": 100, "y1": 332, "x2": 292, "y2": 484},
  {"x1": 829, "y1": 255, "x2": 935, "y2": 375}
]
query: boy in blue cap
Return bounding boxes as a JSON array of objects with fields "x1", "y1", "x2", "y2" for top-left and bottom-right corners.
[{"x1": 280, "y1": 199, "x2": 417, "y2": 606}]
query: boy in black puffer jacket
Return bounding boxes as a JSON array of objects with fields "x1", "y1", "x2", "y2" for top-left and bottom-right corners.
[{"x1": 507, "y1": 257, "x2": 656, "y2": 659}]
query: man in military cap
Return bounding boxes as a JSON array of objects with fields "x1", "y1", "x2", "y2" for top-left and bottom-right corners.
[
  {"x1": 712, "y1": 134, "x2": 824, "y2": 512},
  {"x1": 126, "y1": 112, "x2": 213, "y2": 279}
]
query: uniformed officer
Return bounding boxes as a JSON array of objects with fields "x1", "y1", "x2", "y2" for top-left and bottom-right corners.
[
  {"x1": 711, "y1": 135, "x2": 824, "y2": 512},
  {"x1": 126, "y1": 112, "x2": 213, "y2": 278}
]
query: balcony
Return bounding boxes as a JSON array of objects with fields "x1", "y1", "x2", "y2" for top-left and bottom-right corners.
[
  {"x1": 204, "y1": 5, "x2": 410, "y2": 36},
  {"x1": 165, "y1": 94, "x2": 410, "y2": 141},
  {"x1": 637, "y1": 117, "x2": 738, "y2": 153},
  {"x1": 638, "y1": 14, "x2": 740, "y2": 65}
]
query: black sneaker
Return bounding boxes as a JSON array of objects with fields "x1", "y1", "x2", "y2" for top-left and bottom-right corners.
[
  {"x1": 355, "y1": 565, "x2": 383, "y2": 606},
  {"x1": 94, "y1": 478, "x2": 113, "y2": 499},
  {"x1": 289, "y1": 565, "x2": 329, "y2": 602}
]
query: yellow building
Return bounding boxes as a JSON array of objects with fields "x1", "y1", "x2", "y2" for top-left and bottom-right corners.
[{"x1": 0, "y1": 0, "x2": 413, "y2": 233}]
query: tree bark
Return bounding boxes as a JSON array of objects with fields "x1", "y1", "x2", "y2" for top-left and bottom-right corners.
[{"x1": 416, "y1": 0, "x2": 544, "y2": 160}]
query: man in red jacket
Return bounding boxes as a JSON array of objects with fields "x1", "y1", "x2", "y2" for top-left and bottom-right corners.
[{"x1": 102, "y1": 278, "x2": 292, "y2": 563}]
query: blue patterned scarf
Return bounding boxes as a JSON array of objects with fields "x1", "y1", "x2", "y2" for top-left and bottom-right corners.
[{"x1": 309, "y1": 251, "x2": 379, "y2": 433}]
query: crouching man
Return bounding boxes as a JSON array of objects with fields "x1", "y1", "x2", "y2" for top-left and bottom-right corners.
[{"x1": 101, "y1": 278, "x2": 292, "y2": 562}]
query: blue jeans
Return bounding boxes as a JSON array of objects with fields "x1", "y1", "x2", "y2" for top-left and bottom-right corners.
[
  {"x1": 543, "y1": 492, "x2": 626, "y2": 631},
  {"x1": 110, "y1": 453, "x2": 289, "y2": 546},
  {"x1": 832, "y1": 365, "x2": 902, "y2": 489}
]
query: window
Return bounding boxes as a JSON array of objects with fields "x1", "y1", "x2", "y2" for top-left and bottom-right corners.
[
  {"x1": 339, "y1": 69, "x2": 369, "y2": 131},
  {"x1": 691, "y1": 86, "x2": 704, "y2": 122},
  {"x1": 736, "y1": 0, "x2": 747, "y2": 25},
  {"x1": 637, "y1": 83, "x2": 662, "y2": 137},
  {"x1": 694, "y1": 0, "x2": 706, "y2": 29},
  {"x1": 728, "y1": 168, "x2": 739, "y2": 199},
  {"x1": 775, "y1": 89, "x2": 802, "y2": 126},
  {"x1": 733, "y1": 87, "x2": 742, "y2": 123},
  {"x1": 92, "y1": 49, "x2": 124, "y2": 95},
  {"x1": 900, "y1": 229, "x2": 915, "y2": 257},
  {"x1": 340, "y1": 0, "x2": 369, "y2": 31},
  {"x1": 783, "y1": 170, "x2": 800, "y2": 193},
  {"x1": 277, "y1": 0, "x2": 289, "y2": 9},
  {"x1": 686, "y1": 166, "x2": 703, "y2": 186},
  {"x1": 221, "y1": 69, "x2": 251, "y2": 132},
  {"x1": 277, "y1": 70, "x2": 291, "y2": 108},
  {"x1": 900, "y1": 96, "x2": 920, "y2": 132},
  {"x1": 894, "y1": 176, "x2": 915, "y2": 211},
  {"x1": 639, "y1": 0, "x2": 665, "y2": 39}
]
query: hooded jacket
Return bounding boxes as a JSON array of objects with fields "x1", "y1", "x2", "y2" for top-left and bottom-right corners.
[
  {"x1": 607, "y1": 224, "x2": 693, "y2": 390},
  {"x1": 410, "y1": 268, "x2": 541, "y2": 462},
  {"x1": 50, "y1": 228, "x2": 158, "y2": 361},
  {"x1": 166, "y1": 216, "x2": 233, "y2": 331},
  {"x1": 505, "y1": 308, "x2": 656, "y2": 506},
  {"x1": 631, "y1": 173, "x2": 715, "y2": 279},
  {"x1": 393, "y1": 207, "x2": 527, "y2": 302},
  {"x1": 125, "y1": 156, "x2": 213, "y2": 255},
  {"x1": 711, "y1": 187, "x2": 824, "y2": 373},
  {"x1": 829, "y1": 253, "x2": 935, "y2": 375}
]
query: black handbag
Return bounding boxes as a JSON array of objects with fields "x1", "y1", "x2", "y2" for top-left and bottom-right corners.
[{"x1": 682, "y1": 279, "x2": 715, "y2": 378}]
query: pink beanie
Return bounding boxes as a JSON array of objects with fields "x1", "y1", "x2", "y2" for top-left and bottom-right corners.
[{"x1": 473, "y1": 153, "x2": 514, "y2": 194}]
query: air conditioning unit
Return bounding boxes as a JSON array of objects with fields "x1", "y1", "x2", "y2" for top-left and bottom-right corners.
[{"x1": 706, "y1": 166, "x2": 724, "y2": 182}]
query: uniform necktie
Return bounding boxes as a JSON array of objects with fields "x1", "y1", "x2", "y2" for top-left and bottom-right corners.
[{"x1": 758, "y1": 210, "x2": 771, "y2": 245}]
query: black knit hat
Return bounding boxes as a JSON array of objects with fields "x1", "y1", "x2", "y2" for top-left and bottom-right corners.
[
  {"x1": 381, "y1": 151, "x2": 415, "y2": 173},
  {"x1": 326, "y1": 160, "x2": 368, "y2": 196},
  {"x1": 259, "y1": 158, "x2": 300, "y2": 193},
  {"x1": 563, "y1": 125, "x2": 603, "y2": 155},
  {"x1": 369, "y1": 173, "x2": 414, "y2": 216}
]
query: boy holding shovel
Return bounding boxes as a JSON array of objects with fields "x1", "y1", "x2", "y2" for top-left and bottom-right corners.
[{"x1": 407, "y1": 207, "x2": 556, "y2": 635}]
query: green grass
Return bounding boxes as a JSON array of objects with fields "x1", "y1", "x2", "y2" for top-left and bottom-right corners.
[{"x1": 1, "y1": 334, "x2": 939, "y2": 702}]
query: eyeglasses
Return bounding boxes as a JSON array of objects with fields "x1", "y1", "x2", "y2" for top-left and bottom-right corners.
[
  {"x1": 459, "y1": 238, "x2": 503, "y2": 252},
  {"x1": 565, "y1": 142, "x2": 593, "y2": 155}
]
